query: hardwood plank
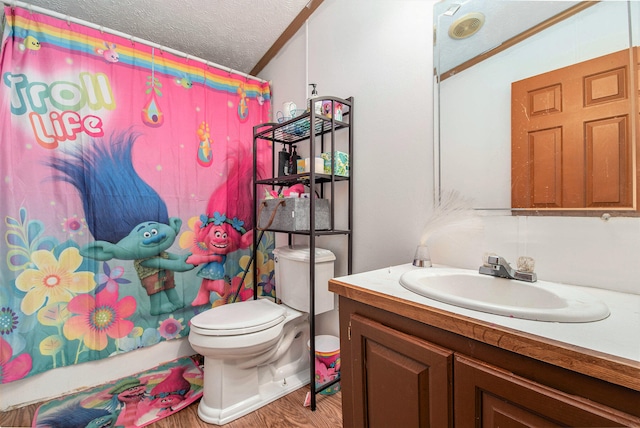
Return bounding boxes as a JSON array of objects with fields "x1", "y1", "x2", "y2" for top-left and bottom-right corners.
[{"x1": 0, "y1": 386, "x2": 342, "y2": 427}]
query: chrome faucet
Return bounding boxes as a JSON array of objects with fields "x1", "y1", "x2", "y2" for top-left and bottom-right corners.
[{"x1": 479, "y1": 255, "x2": 537, "y2": 282}]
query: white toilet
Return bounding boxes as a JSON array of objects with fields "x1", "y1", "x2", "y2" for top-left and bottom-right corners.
[{"x1": 188, "y1": 246, "x2": 336, "y2": 425}]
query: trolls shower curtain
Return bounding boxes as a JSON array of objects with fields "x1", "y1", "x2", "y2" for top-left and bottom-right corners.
[{"x1": 0, "y1": 6, "x2": 274, "y2": 383}]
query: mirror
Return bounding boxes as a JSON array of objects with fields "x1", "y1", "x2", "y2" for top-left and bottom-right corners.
[{"x1": 434, "y1": 1, "x2": 639, "y2": 211}]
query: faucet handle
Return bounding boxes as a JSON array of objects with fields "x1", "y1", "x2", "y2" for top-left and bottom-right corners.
[
  {"x1": 517, "y1": 256, "x2": 535, "y2": 273},
  {"x1": 482, "y1": 252, "x2": 499, "y2": 266},
  {"x1": 484, "y1": 253, "x2": 509, "y2": 267}
]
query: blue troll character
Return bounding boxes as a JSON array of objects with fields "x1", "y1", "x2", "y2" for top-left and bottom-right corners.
[
  {"x1": 36, "y1": 401, "x2": 117, "y2": 428},
  {"x1": 47, "y1": 130, "x2": 194, "y2": 315}
]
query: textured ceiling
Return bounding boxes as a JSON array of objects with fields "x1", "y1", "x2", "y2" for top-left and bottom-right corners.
[
  {"x1": 12, "y1": 1, "x2": 588, "y2": 77},
  {"x1": 15, "y1": 0, "x2": 312, "y2": 75}
]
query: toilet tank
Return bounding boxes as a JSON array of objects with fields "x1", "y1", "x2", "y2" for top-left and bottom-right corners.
[{"x1": 273, "y1": 246, "x2": 336, "y2": 315}]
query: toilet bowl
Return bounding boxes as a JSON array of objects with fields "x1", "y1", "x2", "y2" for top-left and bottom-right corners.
[
  {"x1": 188, "y1": 246, "x2": 336, "y2": 425},
  {"x1": 188, "y1": 298, "x2": 310, "y2": 425}
]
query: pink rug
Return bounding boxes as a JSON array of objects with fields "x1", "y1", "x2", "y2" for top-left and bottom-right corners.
[{"x1": 32, "y1": 355, "x2": 204, "y2": 428}]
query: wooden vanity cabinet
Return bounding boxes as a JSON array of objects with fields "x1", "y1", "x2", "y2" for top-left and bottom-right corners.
[
  {"x1": 348, "y1": 313, "x2": 453, "y2": 427},
  {"x1": 455, "y1": 355, "x2": 638, "y2": 427},
  {"x1": 337, "y1": 296, "x2": 640, "y2": 428}
]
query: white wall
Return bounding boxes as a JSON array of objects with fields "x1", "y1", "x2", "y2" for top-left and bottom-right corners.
[
  {"x1": 260, "y1": 0, "x2": 434, "y2": 338},
  {"x1": 1, "y1": 0, "x2": 436, "y2": 410},
  {"x1": 260, "y1": 0, "x2": 434, "y2": 275},
  {"x1": 429, "y1": 211, "x2": 640, "y2": 295}
]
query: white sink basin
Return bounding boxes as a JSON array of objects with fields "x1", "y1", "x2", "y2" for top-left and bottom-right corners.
[{"x1": 399, "y1": 268, "x2": 610, "y2": 322}]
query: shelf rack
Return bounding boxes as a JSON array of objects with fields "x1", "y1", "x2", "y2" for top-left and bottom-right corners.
[{"x1": 252, "y1": 96, "x2": 353, "y2": 411}]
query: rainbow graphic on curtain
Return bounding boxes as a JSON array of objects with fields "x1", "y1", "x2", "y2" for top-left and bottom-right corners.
[{"x1": 0, "y1": 6, "x2": 274, "y2": 383}]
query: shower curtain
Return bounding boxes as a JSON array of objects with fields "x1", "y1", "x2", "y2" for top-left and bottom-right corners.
[{"x1": 0, "y1": 6, "x2": 274, "y2": 383}]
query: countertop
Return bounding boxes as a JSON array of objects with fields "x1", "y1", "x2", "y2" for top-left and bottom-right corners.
[{"x1": 328, "y1": 264, "x2": 640, "y2": 392}]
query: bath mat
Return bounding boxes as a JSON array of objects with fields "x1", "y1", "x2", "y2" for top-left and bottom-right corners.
[{"x1": 32, "y1": 355, "x2": 204, "y2": 428}]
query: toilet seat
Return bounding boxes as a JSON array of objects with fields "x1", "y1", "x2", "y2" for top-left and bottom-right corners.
[{"x1": 190, "y1": 298, "x2": 286, "y2": 336}]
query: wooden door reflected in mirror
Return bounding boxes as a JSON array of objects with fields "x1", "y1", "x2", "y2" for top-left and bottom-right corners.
[{"x1": 511, "y1": 48, "x2": 638, "y2": 210}]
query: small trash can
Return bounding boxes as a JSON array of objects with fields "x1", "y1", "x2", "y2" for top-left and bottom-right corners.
[{"x1": 308, "y1": 335, "x2": 341, "y2": 395}]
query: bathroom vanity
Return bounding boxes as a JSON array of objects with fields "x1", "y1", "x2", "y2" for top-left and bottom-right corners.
[{"x1": 328, "y1": 264, "x2": 640, "y2": 427}]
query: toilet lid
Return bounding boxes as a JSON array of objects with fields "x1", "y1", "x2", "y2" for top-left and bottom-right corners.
[{"x1": 190, "y1": 299, "x2": 287, "y2": 336}]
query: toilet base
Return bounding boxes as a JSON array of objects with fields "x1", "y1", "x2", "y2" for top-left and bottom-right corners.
[
  {"x1": 195, "y1": 312, "x2": 311, "y2": 426},
  {"x1": 196, "y1": 366, "x2": 310, "y2": 425}
]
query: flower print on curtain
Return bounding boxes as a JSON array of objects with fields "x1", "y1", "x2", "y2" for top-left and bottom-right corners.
[{"x1": 0, "y1": 6, "x2": 272, "y2": 383}]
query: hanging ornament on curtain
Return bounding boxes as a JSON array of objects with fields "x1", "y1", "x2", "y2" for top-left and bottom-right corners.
[
  {"x1": 95, "y1": 42, "x2": 119, "y2": 63},
  {"x1": 196, "y1": 121, "x2": 213, "y2": 167},
  {"x1": 19, "y1": 34, "x2": 42, "y2": 53},
  {"x1": 195, "y1": 68, "x2": 213, "y2": 167},
  {"x1": 141, "y1": 47, "x2": 164, "y2": 127},
  {"x1": 237, "y1": 81, "x2": 249, "y2": 121},
  {"x1": 175, "y1": 72, "x2": 193, "y2": 89}
]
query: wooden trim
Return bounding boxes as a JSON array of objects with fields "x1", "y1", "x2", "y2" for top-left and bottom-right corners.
[
  {"x1": 438, "y1": 1, "x2": 599, "y2": 81},
  {"x1": 511, "y1": 209, "x2": 640, "y2": 217},
  {"x1": 250, "y1": 0, "x2": 325, "y2": 76},
  {"x1": 633, "y1": 46, "x2": 640, "y2": 215}
]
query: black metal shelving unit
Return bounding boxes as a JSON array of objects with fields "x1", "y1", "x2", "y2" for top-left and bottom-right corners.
[{"x1": 252, "y1": 96, "x2": 353, "y2": 411}]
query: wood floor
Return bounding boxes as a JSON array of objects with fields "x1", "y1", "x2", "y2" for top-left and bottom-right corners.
[{"x1": 0, "y1": 386, "x2": 343, "y2": 427}]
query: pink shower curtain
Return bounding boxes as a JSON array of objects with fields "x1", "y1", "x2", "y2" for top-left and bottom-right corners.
[{"x1": 0, "y1": 6, "x2": 273, "y2": 383}]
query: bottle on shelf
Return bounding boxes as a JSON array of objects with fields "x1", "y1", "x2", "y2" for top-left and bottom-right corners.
[
  {"x1": 278, "y1": 146, "x2": 290, "y2": 176},
  {"x1": 308, "y1": 84, "x2": 322, "y2": 115},
  {"x1": 289, "y1": 145, "x2": 300, "y2": 175}
]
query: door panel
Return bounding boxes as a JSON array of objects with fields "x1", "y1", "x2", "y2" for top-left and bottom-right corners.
[{"x1": 586, "y1": 116, "x2": 628, "y2": 205}]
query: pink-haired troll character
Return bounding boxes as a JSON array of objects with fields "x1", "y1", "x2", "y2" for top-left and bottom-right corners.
[
  {"x1": 187, "y1": 150, "x2": 255, "y2": 305},
  {"x1": 146, "y1": 367, "x2": 192, "y2": 417},
  {"x1": 107, "y1": 378, "x2": 147, "y2": 426}
]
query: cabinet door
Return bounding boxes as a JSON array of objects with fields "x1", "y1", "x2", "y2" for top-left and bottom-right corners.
[
  {"x1": 349, "y1": 313, "x2": 453, "y2": 428},
  {"x1": 454, "y1": 354, "x2": 640, "y2": 427}
]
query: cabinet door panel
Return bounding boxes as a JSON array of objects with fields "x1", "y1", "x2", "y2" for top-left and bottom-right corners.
[
  {"x1": 349, "y1": 313, "x2": 453, "y2": 428},
  {"x1": 454, "y1": 355, "x2": 640, "y2": 427}
]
